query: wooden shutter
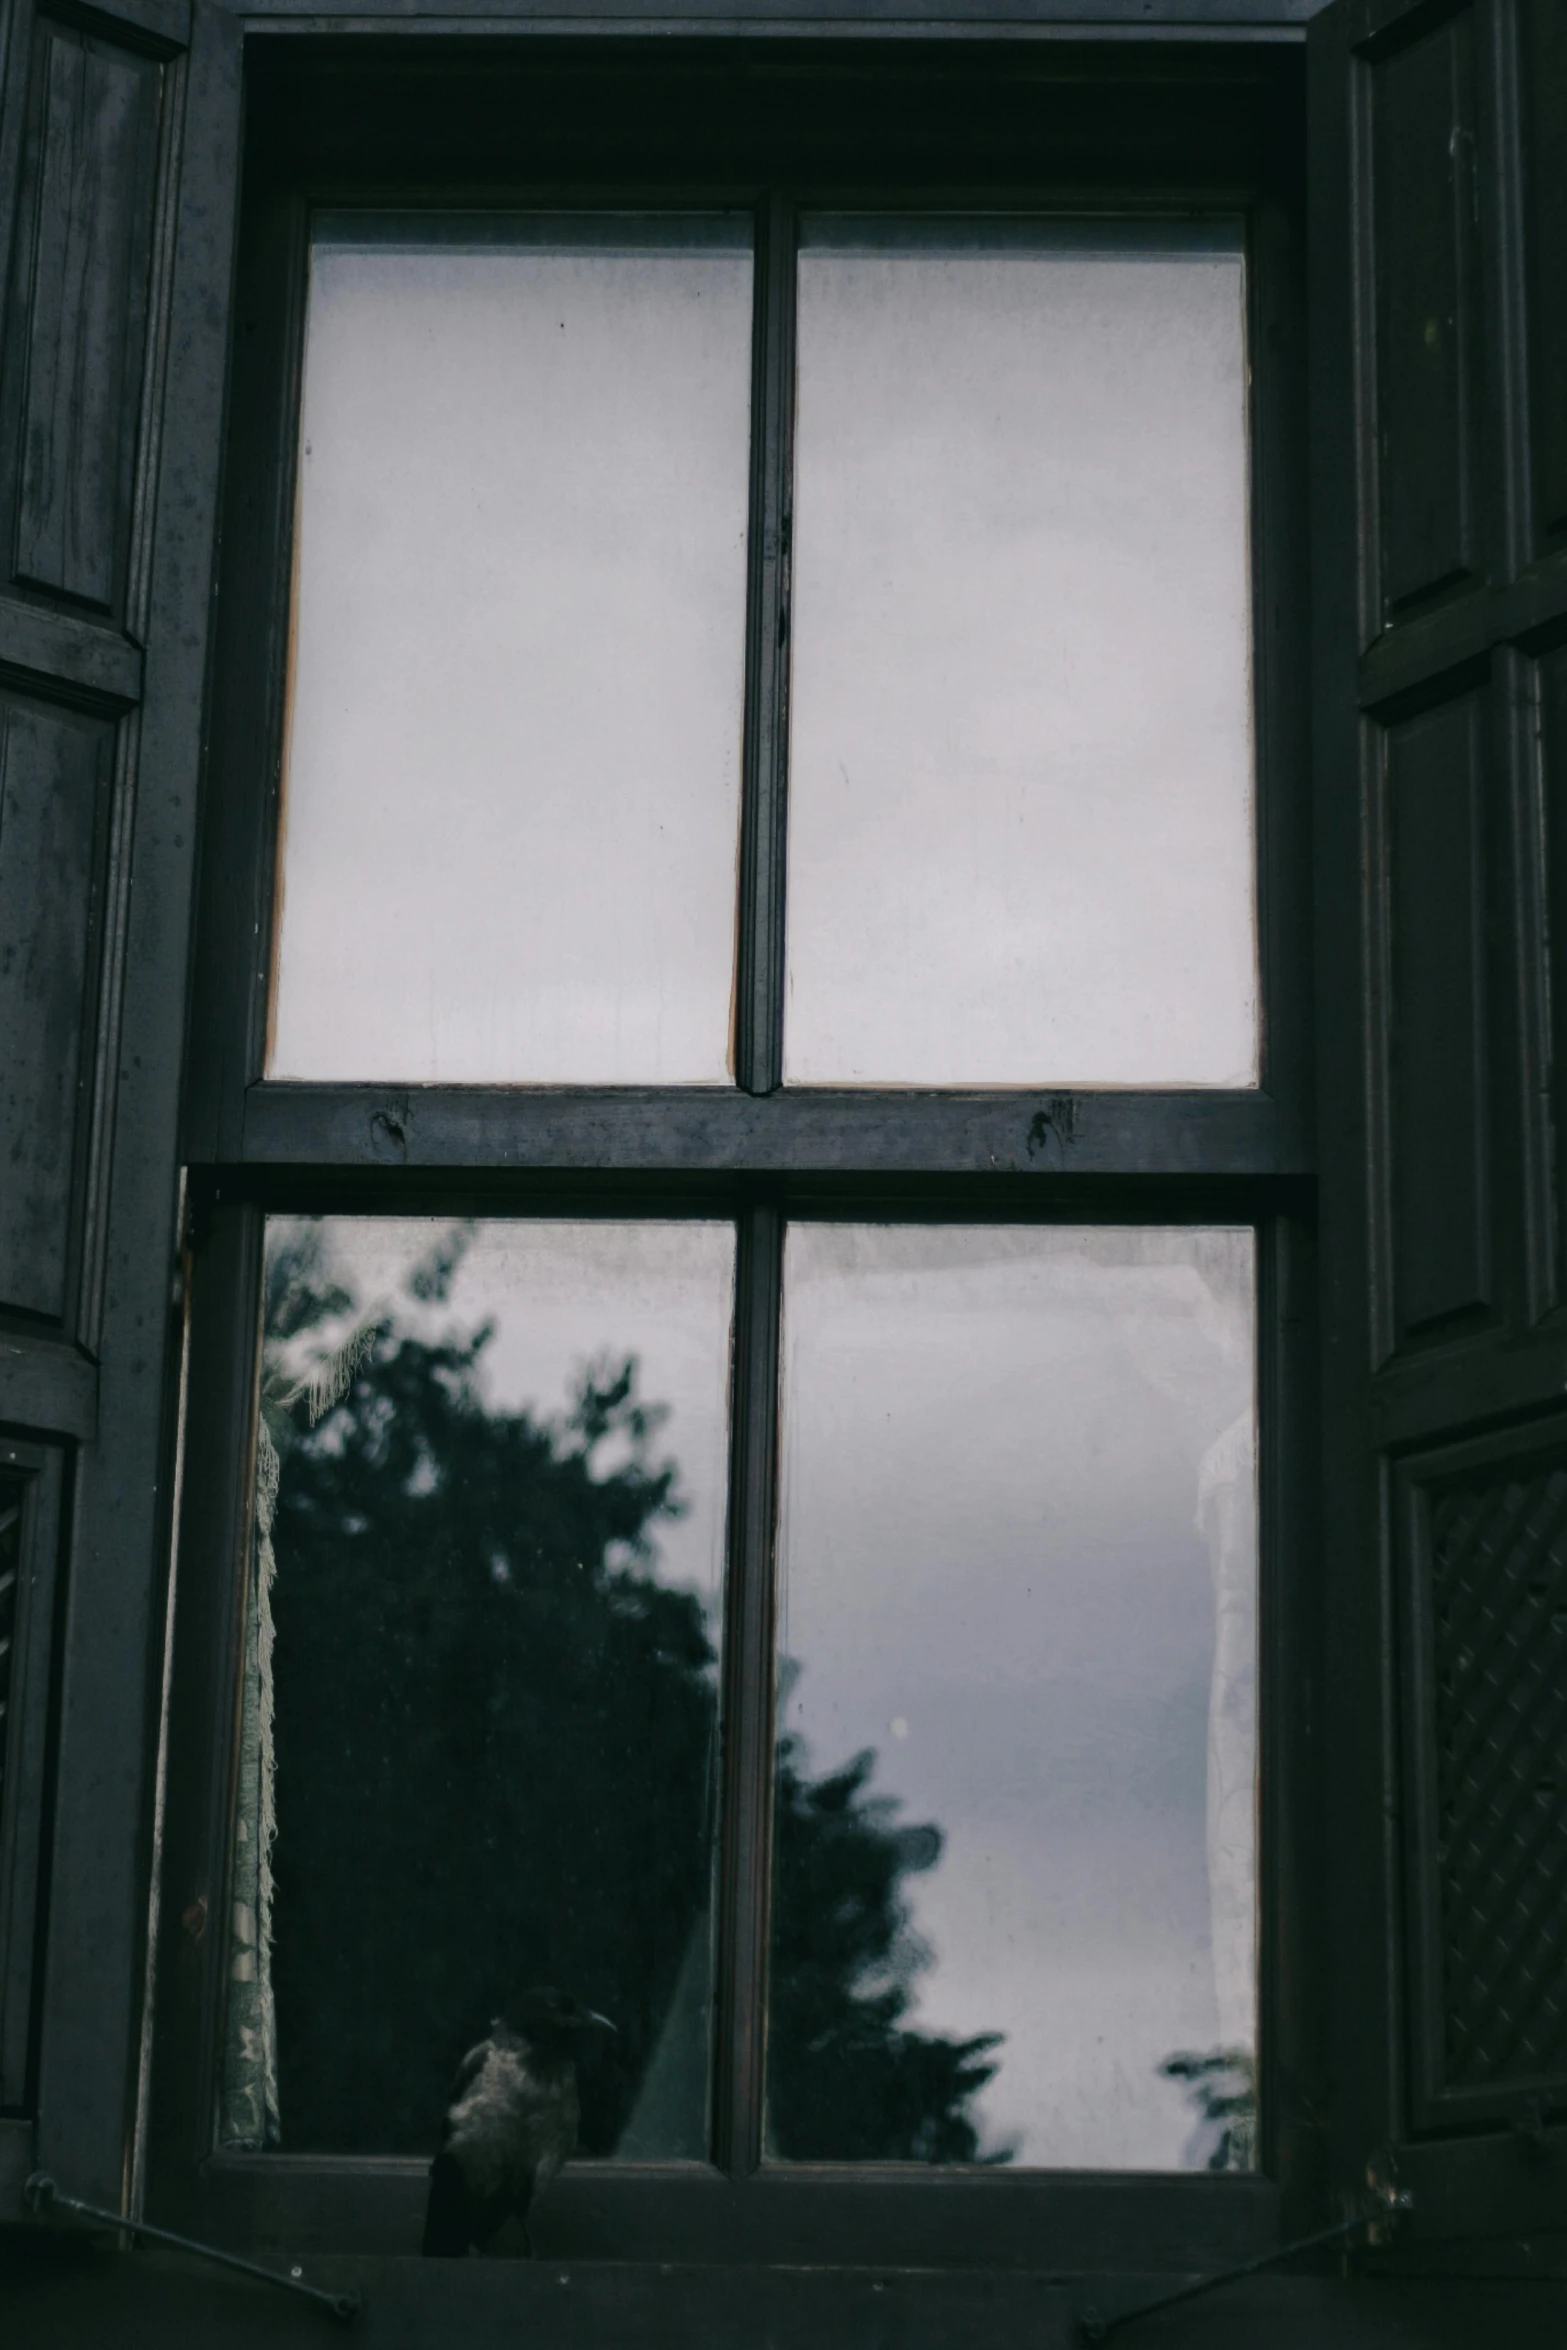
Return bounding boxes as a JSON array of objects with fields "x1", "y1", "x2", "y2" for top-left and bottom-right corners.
[
  {"x1": 0, "y1": 0, "x2": 240, "y2": 2215},
  {"x1": 1311, "y1": 0, "x2": 1567, "y2": 2244}
]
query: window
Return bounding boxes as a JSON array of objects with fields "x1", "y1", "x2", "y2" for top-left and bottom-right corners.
[
  {"x1": 150, "y1": 44, "x2": 1313, "y2": 2270},
  {"x1": 6, "y1": 3, "x2": 1564, "y2": 2337}
]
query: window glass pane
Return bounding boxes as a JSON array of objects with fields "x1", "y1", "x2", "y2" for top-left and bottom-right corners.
[
  {"x1": 269, "y1": 215, "x2": 753, "y2": 1085},
  {"x1": 768, "y1": 1225, "x2": 1257, "y2": 2169},
  {"x1": 220, "y1": 1216, "x2": 735, "y2": 2161},
  {"x1": 784, "y1": 219, "x2": 1257, "y2": 1088}
]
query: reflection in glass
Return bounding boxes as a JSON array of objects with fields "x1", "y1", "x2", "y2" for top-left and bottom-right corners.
[
  {"x1": 220, "y1": 1217, "x2": 735, "y2": 2160},
  {"x1": 768, "y1": 1225, "x2": 1257, "y2": 2168},
  {"x1": 269, "y1": 215, "x2": 753, "y2": 1084},
  {"x1": 785, "y1": 219, "x2": 1257, "y2": 1088}
]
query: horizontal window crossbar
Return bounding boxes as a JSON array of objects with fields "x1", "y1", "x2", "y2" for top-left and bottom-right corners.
[{"x1": 230, "y1": 1083, "x2": 1310, "y2": 1181}]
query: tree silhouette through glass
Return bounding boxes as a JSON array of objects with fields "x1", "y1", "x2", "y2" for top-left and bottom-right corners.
[
  {"x1": 768, "y1": 1732, "x2": 1007, "y2": 2162},
  {"x1": 258, "y1": 1227, "x2": 1006, "y2": 2165}
]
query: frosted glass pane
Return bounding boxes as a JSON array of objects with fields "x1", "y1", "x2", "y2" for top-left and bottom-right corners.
[
  {"x1": 768, "y1": 1225, "x2": 1257, "y2": 2169},
  {"x1": 269, "y1": 215, "x2": 753, "y2": 1084},
  {"x1": 785, "y1": 220, "x2": 1257, "y2": 1088}
]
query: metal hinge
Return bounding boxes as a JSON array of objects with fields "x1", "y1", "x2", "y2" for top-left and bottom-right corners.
[
  {"x1": 1076, "y1": 2175, "x2": 1414, "y2": 2345},
  {"x1": 23, "y1": 2174, "x2": 360, "y2": 2324}
]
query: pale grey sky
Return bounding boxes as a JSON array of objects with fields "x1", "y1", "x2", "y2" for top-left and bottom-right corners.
[
  {"x1": 784, "y1": 222, "x2": 1257, "y2": 1086},
  {"x1": 271, "y1": 219, "x2": 754, "y2": 1085},
  {"x1": 269, "y1": 1217, "x2": 1256, "y2": 2171},
  {"x1": 774, "y1": 1223, "x2": 1256, "y2": 2168},
  {"x1": 270, "y1": 214, "x2": 1254, "y2": 1093}
]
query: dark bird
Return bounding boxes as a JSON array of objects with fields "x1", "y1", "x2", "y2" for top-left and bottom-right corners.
[{"x1": 421, "y1": 1986, "x2": 615, "y2": 2257}]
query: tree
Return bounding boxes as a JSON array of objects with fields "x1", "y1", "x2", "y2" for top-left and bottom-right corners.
[
  {"x1": 252, "y1": 1228, "x2": 1005, "y2": 2168},
  {"x1": 1158, "y1": 2049, "x2": 1257, "y2": 2172},
  {"x1": 768, "y1": 1734, "x2": 1006, "y2": 2162}
]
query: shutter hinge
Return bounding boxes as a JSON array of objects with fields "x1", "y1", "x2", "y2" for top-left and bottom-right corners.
[
  {"x1": 1076, "y1": 2176, "x2": 1414, "y2": 2345},
  {"x1": 23, "y1": 2174, "x2": 360, "y2": 2324}
]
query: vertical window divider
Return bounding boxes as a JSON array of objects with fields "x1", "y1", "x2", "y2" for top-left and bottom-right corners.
[
  {"x1": 735, "y1": 191, "x2": 798, "y2": 1097},
  {"x1": 712, "y1": 1201, "x2": 785, "y2": 2176}
]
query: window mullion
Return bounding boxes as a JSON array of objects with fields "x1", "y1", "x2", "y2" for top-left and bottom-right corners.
[
  {"x1": 712, "y1": 1200, "x2": 785, "y2": 2173},
  {"x1": 735, "y1": 192, "x2": 798, "y2": 1097}
]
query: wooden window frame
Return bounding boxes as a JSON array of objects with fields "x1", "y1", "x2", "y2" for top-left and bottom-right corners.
[
  {"x1": 148, "y1": 36, "x2": 1324, "y2": 2275},
  {"x1": 0, "y1": 1437, "x2": 65, "y2": 2122}
]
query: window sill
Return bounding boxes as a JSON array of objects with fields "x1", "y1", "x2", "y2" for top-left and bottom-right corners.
[
  {"x1": 3, "y1": 2239, "x2": 1567, "y2": 2349},
  {"x1": 0, "y1": 2117, "x2": 31, "y2": 2213},
  {"x1": 171, "y1": 2155, "x2": 1282, "y2": 2269}
]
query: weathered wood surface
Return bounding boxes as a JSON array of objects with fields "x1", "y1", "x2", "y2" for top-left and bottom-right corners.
[{"x1": 6, "y1": 2243, "x2": 1567, "y2": 2350}]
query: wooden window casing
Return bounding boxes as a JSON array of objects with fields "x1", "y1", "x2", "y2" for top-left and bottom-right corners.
[
  {"x1": 145, "y1": 41, "x2": 1323, "y2": 2272},
  {"x1": 0, "y1": 0, "x2": 1560, "y2": 2329}
]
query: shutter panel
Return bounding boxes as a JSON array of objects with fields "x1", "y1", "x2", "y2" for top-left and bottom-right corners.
[
  {"x1": 0, "y1": 1441, "x2": 64, "y2": 2115},
  {"x1": 1311, "y1": 0, "x2": 1567, "y2": 2246},
  {"x1": 0, "y1": 0, "x2": 240, "y2": 2214}
]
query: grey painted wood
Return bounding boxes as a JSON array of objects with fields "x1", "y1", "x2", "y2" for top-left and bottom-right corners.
[
  {"x1": 160, "y1": 37, "x2": 1319, "y2": 2281},
  {"x1": 1369, "y1": 5, "x2": 1484, "y2": 619},
  {"x1": 1385, "y1": 689, "x2": 1492, "y2": 1342},
  {"x1": 0, "y1": 691, "x2": 112, "y2": 1324},
  {"x1": 1254, "y1": 1215, "x2": 1329, "y2": 2218},
  {"x1": 1392, "y1": 1414, "x2": 1567, "y2": 2136},
  {"x1": 1313, "y1": 0, "x2": 1567, "y2": 2251},
  {"x1": 1519, "y1": 0, "x2": 1567, "y2": 551},
  {"x1": 1542, "y1": 642, "x2": 1567, "y2": 1297},
  {"x1": 29, "y1": 0, "x2": 244, "y2": 2213},
  {"x1": 734, "y1": 196, "x2": 794, "y2": 1097},
  {"x1": 711, "y1": 1209, "x2": 783, "y2": 2176},
  {"x1": 5, "y1": 2245, "x2": 1566, "y2": 2350},
  {"x1": 86, "y1": 0, "x2": 194, "y2": 43},
  {"x1": 169, "y1": 2144, "x2": 1286, "y2": 2268},
  {"x1": 0, "y1": 594, "x2": 142, "y2": 702},
  {"x1": 0, "y1": 1440, "x2": 63, "y2": 2110},
  {"x1": 1310, "y1": 0, "x2": 1423, "y2": 2252},
  {"x1": 0, "y1": 0, "x2": 1551, "y2": 2340},
  {"x1": 1356, "y1": 543, "x2": 1567, "y2": 706},
  {"x1": 235, "y1": 1082, "x2": 1311, "y2": 1179},
  {"x1": 215, "y1": 0, "x2": 1325, "y2": 22},
  {"x1": 1371, "y1": 1321, "x2": 1567, "y2": 1454},
  {"x1": 0, "y1": 2114, "x2": 32, "y2": 2215},
  {"x1": 0, "y1": 1333, "x2": 97, "y2": 1440},
  {"x1": 10, "y1": 20, "x2": 161, "y2": 615}
]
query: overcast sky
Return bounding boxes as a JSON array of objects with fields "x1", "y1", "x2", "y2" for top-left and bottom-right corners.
[
  {"x1": 271, "y1": 215, "x2": 1253, "y2": 1093},
  {"x1": 270, "y1": 1216, "x2": 1256, "y2": 2171},
  {"x1": 787, "y1": 221, "x2": 1256, "y2": 1087},
  {"x1": 271, "y1": 219, "x2": 754, "y2": 1086},
  {"x1": 775, "y1": 1223, "x2": 1256, "y2": 2167}
]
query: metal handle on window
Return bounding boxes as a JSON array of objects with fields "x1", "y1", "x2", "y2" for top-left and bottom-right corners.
[{"x1": 23, "y1": 2174, "x2": 361, "y2": 2324}]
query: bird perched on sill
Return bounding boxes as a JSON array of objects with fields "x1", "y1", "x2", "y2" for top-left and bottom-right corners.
[{"x1": 422, "y1": 1985, "x2": 616, "y2": 2257}]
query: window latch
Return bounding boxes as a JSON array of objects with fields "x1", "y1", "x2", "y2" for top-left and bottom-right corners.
[
  {"x1": 1075, "y1": 2182, "x2": 1414, "y2": 2345},
  {"x1": 23, "y1": 2174, "x2": 360, "y2": 2324}
]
